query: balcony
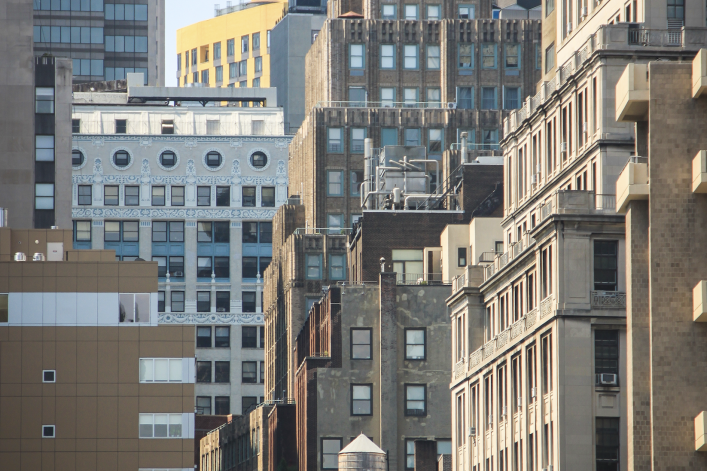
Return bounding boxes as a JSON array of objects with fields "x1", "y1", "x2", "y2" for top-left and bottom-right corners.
[
  {"x1": 616, "y1": 63, "x2": 649, "y2": 122},
  {"x1": 591, "y1": 291, "x2": 627, "y2": 309},
  {"x1": 483, "y1": 232, "x2": 535, "y2": 282},
  {"x1": 692, "y1": 280, "x2": 707, "y2": 322},
  {"x1": 616, "y1": 157, "x2": 649, "y2": 213},
  {"x1": 452, "y1": 266, "x2": 485, "y2": 292},
  {"x1": 453, "y1": 357, "x2": 466, "y2": 381},
  {"x1": 693, "y1": 151, "x2": 707, "y2": 193},
  {"x1": 693, "y1": 49, "x2": 707, "y2": 98}
]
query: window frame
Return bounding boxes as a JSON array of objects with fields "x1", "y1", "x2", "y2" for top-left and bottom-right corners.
[
  {"x1": 350, "y1": 383, "x2": 373, "y2": 416},
  {"x1": 321, "y1": 437, "x2": 343, "y2": 469},
  {"x1": 242, "y1": 360, "x2": 258, "y2": 384},
  {"x1": 380, "y1": 44, "x2": 396, "y2": 70},
  {"x1": 327, "y1": 170, "x2": 344, "y2": 197},
  {"x1": 403, "y1": 44, "x2": 419, "y2": 70},
  {"x1": 404, "y1": 383, "x2": 427, "y2": 416},
  {"x1": 350, "y1": 327, "x2": 372, "y2": 360},
  {"x1": 405, "y1": 327, "x2": 426, "y2": 360},
  {"x1": 349, "y1": 44, "x2": 365, "y2": 69},
  {"x1": 426, "y1": 44, "x2": 441, "y2": 70},
  {"x1": 481, "y1": 43, "x2": 497, "y2": 69},
  {"x1": 78, "y1": 185, "x2": 92, "y2": 205}
]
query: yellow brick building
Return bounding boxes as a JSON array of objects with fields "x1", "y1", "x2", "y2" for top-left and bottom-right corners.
[{"x1": 176, "y1": 0, "x2": 287, "y2": 88}]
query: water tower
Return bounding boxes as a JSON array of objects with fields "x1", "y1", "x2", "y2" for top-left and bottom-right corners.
[{"x1": 338, "y1": 433, "x2": 386, "y2": 471}]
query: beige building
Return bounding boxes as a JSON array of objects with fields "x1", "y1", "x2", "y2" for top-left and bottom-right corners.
[{"x1": 0, "y1": 226, "x2": 195, "y2": 471}]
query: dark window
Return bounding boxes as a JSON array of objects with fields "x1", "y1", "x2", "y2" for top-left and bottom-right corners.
[
  {"x1": 405, "y1": 329, "x2": 426, "y2": 360},
  {"x1": 215, "y1": 396, "x2": 230, "y2": 415},
  {"x1": 42, "y1": 425, "x2": 55, "y2": 438},
  {"x1": 667, "y1": 0, "x2": 684, "y2": 20},
  {"x1": 215, "y1": 361, "x2": 230, "y2": 383},
  {"x1": 260, "y1": 327, "x2": 264, "y2": 348},
  {"x1": 206, "y1": 151, "x2": 222, "y2": 168},
  {"x1": 198, "y1": 222, "x2": 213, "y2": 242},
  {"x1": 351, "y1": 384, "x2": 372, "y2": 415},
  {"x1": 250, "y1": 151, "x2": 267, "y2": 168},
  {"x1": 405, "y1": 384, "x2": 427, "y2": 416},
  {"x1": 197, "y1": 186, "x2": 211, "y2": 206},
  {"x1": 243, "y1": 292, "x2": 256, "y2": 312},
  {"x1": 260, "y1": 361, "x2": 264, "y2": 383},
  {"x1": 216, "y1": 186, "x2": 230, "y2": 206},
  {"x1": 595, "y1": 330, "x2": 619, "y2": 376},
  {"x1": 242, "y1": 396, "x2": 257, "y2": 414},
  {"x1": 259, "y1": 257, "x2": 271, "y2": 276},
  {"x1": 113, "y1": 150, "x2": 129, "y2": 167},
  {"x1": 197, "y1": 326, "x2": 212, "y2": 348},
  {"x1": 216, "y1": 292, "x2": 230, "y2": 313},
  {"x1": 351, "y1": 328, "x2": 372, "y2": 359},
  {"x1": 152, "y1": 186, "x2": 165, "y2": 206},
  {"x1": 125, "y1": 186, "x2": 139, "y2": 206},
  {"x1": 242, "y1": 187, "x2": 256, "y2": 206},
  {"x1": 261, "y1": 187, "x2": 275, "y2": 207},
  {"x1": 242, "y1": 361, "x2": 257, "y2": 383},
  {"x1": 78, "y1": 185, "x2": 92, "y2": 205},
  {"x1": 243, "y1": 222, "x2": 258, "y2": 243},
  {"x1": 171, "y1": 291, "x2": 185, "y2": 312},
  {"x1": 260, "y1": 222, "x2": 272, "y2": 243},
  {"x1": 158, "y1": 291, "x2": 165, "y2": 312},
  {"x1": 243, "y1": 257, "x2": 258, "y2": 279},
  {"x1": 214, "y1": 221, "x2": 229, "y2": 242},
  {"x1": 152, "y1": 256, "x2": 167, "y2": 277},
  {"x1": 197, "y1": 257, "x2": 212, "y2": 278},
  {"x1": 72, "y1": 149, "x2": 84, "y2": 166},
  {"x1": 596, "y1": 417, "x2": 619, "y2": 471},
  {"x1": 197, "y1": 291, "x2": 210, "y2": 312},
  {"x1": 161, "y1": 120, "x2": 174, "y2": 135},
  {"x1": 196, "y1": 396, "x2": 211, "y2": 415},
  {"x1": 169, "y1": 256, "x2": 184, "y2": 277},
  {"x1": 152, "y1": 222, "x2": 167, "y2": 242},
  {"x1": 242, "y1": 326, "x2": 257, "y2": 348},
  {"x1": 160, "y1": 151, "x2": 176, "y2": 168},
  {"x1": 115, "y1": 119, "x2": 127, "y2": 134},
  {"x1": 72, "y1": 119, "x2": 81, "y2": 133},
  {"x1": 458, "y1": 247, "x2": 467, "y2": 267},
  {"x1": 215, "y1": 326, "x2": 230, "y2": 347},
  {"x1": 594, "y1": 240, "x2": 618, "y2": 291},
  {"x1": 171, "y1": 186, "x2": 185, "y2": 206},
  {"x1": 214, "y1": 257, "x2": 229, "y2": 278},
  {"x1": 197, "y1": 361, "x2": 211, "y2": 383}
]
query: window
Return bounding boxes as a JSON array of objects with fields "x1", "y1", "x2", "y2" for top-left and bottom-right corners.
[
  {"x1": 196, "y1": 397, "x2": 211, "y2": 415},
  {"x1": 36, "y1": 88, "x2": 54, "y2": 113},
  {"x1": 202, "y1": 69, "x2": 210, "y2": 84},
  {"x1": 43, "y1": 370, "x2": 56, "y2": 383},
  {"x1": 242, "y1": 187, "x2": 256, "y2": 206},
  {"x1": 160, "y1": 120, "x2": 174, "y2": 135},
  {"x1": 405, "y1": 384, "x2": 426, "y2": 416},
  {"x1": 327, "y1": 214, "x2": 344, "y2": 234},
  {"x1": 74, "y1": 221, "x2": 91, "y2": 242},
  {"x1": 482, "y1": 87, "x2": 497, "y2": 109},
  {"x1": 427, "y1": 45, "x2": 440, "y2": 69},
  {"x1": 504, "y1": 87, "x2": 520, "y2": 110},
  {"x1": 139, "y1": 414, "x2": 183, "y2": 438},
  {"x1": 230, "y1": 63, "x2": 237, "y2": 79},
  {"x1": 457, "y1": 87, "x2": 473, "y2": 109},
  {"x1": 594, "y1": 241, "x2": 618, "y2": 291},
  {"x1": 596, "y1": 418, "x2": 620, "y2": 471},
  {"x1": 215, "y1": 361, "x2": 230, "y2": 383},
  {"x1": 243, "y1": 326, "x2": 258, "y2": 348},
  {"x1": 381, "y1": 44, "x2": 395, "y2": 69},
  {"x1": 215, "y1": 397, "x2": 230, "y2": 415},
  {"x1": 350, "y1": 44, "x2": 364, "y2": 69},
  {"x1": 260, "y1": 222, "x2": 272, "y2": 243},
  {"x1": 215, "y1": 326, "x2": 230, "y2": 347},
  {"x1": 381, "y1": 87, "x2": 395, "y2": 107},
  {"x1": 171, "y1": 291, "x2": 185, "y2": 312},
  {"x1": 330, "y1": 254, "x2": 346, "y2": 280},
  {"x1": 242, "y1": 361, "x2": 257, "y2": 383},
  {"x1": 404, "y1": 128, "x2": 421, "y2": 146},
  {"x1": 406, "y1": 439, "x2": 417, "y2": 468},
  {"x1": 382, "y1": 128, "x2": 398, "y2": 146},
  {"x1": 72, "y1": 119, "x2": 81, "y2": 134},
  {"x1": 381, "y1": 4, "x2": 396, "y2": 19},
  {"x1": 428, "y1": 129, "x2": 443, "y2": 154},
  {"x1": 72, "y1": 149, "x2": 84, "y2": 166},
  {"x1": 243, "y1": 257, "x2": 258, "y2": 278},
  {"x1": 101, "y1": 185, "x2": 118, "y2": 206},
  {"x1": 305, "y1": 254, "x2": 322, "y2": 280},
  {"x1": 36, "y1": 135, "x2": 54, "y2": 161},
  {"x1": 261, "y1": 187, "x2": 275, "y2": 207},
  {"x1": 254, "y1": 57, "x2": 262, "y2": 73},
  {"x1": 350, "y1": 170, "x2": 363, "y2": 197},
  {"x1": 250, "y1": 151, "x2": 267, "y2": 168},
  {"x1": 404, "y1": 4, "x2": 418, "y2": 19},
  {"x1": 197, "y1": 361, "x2": 211, "y2": 382},
  {"x1": 546, "y1": 0, "x2": 554, "y2": 15},
  {"x1": 227, "y1": 38, "x2": 235, "y2": 56},
  {"x1": 595, "y1": 330, "x2": 619, "y2": 376},
  {"x1": 545, "y1": 43, "x2": 555, "y2": 73},
  {"x1": 351, "y1": 384, "x2": 372, "y2": 415},
  {"x1": 481, "y1": 44, "x2": 497, "y2": 68},
  {"x1": 124, "y1": 186, "x2": 139, "y2": 206},
  {"x1": 458, "y1": 4, "x2": 475, "y2": 18},
  {"x1": 213, "y1": 42, "x2": 221, "y2": 59},
  {"x1": 171, "y1": 186, "x2": 185, "y2": 206},
  {"x1": 243, "y1": 222, "x2": 258, "y2": 243},
  {"x1": 426, "y1": 4, "x2": 441, "y2": 19},
  {"x1": 351, "y1": 328, "x2": 371, "y2": 359},
  {"x1": 505, "y1": 44, "x2": 520, "y2": 69},
  {"x1": 151, "y1": 186, "x2": 165, "y2": 206},
  {"x1": 78, "y1": 185, "x2": 92, "y2": 205},
  {"x1": 215, "y1": 66, "x2": 223, "y2": 82},
  {"x1": 197, "y1": 292, "x2": 210, "y2": 312},
  {"x1": 404, "y1": 45, "x2": 419, "y2": 69},
  {"x1": 197, "y1": 326, "x2": 212, "y2": 348},
  {"x1": 139, "y1": 359, "x2": 183, "y2": 383},
  {"x1": 115, "y1": 119, "x2": 127, "y2": 134},
  {"x1": 113, "y1": 150, "x2": 129, "y2": 167},
  {"x1": 541, "y1": 333, "x2": 553, "y2": 392},
  {"x1": 206, "y1": 151, "x2": 222, "y2": 168},
  {"x1": 667, "y1": 0, "x2": 684, "y2": 20},
  {"x1": 118, "y1": 293, "x2": 150, "y2": 323},
  {"x1": 42, "y1": 425, "x2": 55, "y2": 438},
  {"x1": 405, "y1": 329, "x2": 425, "y2": 359},
  {"x1": 458, "y1": 247, "x2": 467, "y2": 267},
  {"x1": 483, "y1": 129, "x2": 499, "y2": 147},
  {"x1": 158, "y1": 292, "x2": 165, "y2": 312},
  {"x1": 197, "y1": 186, "x2": 211, "y2": 206},
  {"x1": 327, "y1": 171, "x2": 344, "y2": 196},
  {"x1": 242, "y1": 292, "x2": 256, "y2": 312},
  {"x1": 427, "y1": 88, "x2": 441, "y2": 106},
  {"x1": 211, "y1": 186, "x2": 230, "y2": 207},
  {"x1": 253, "y1": 77, "x2": 260, "y2": 88},
  {"x1": 242, "y1": 396, "x2": 258, "y2": 414},
  {"x1": 252, "y1": 32, "x2": 260, "y2": 50},
  {"x1": 458, "y1": 44, "x2": 473, "y2": 72},
  {"x1": 404, "y1": 87, "x2": 419, "y2": 107},
  {"x1": 322, "y1": 438, "x2": 342, "y2": 469},
  {"x1": 241, "y1": 35, "x2": 249, "y2": 53}
]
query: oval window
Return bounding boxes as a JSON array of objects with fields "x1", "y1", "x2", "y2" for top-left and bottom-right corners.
[
  {"x1": 160, "y1": 151, "x2": 177, "y2": 168},
  {"x1": 113, "y1": 150, "x2": 130, "y2": 168},
  {"x1": 72, "y1": 149, "x2": 84, "y2": 166},
  {"x1": 250, "y1": 151, "x2": 267, "y2": 168},
  {"x1": 206, "y1": 151, "x2": 222, "y2": 168}
]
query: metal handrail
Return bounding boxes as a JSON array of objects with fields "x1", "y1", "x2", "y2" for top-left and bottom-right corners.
[{"x1": 293, "y1": 227, "x2": 352, "y2": 235}]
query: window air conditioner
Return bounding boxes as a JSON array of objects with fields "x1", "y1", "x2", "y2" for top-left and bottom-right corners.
[
  {"x1": 581, "y1": 7, "x2": 588, "y2": 17},
  {"x1": 531, "y1": 174, "x2": 539, "y2": 184},
  {"x1": 531, "y1": 387, "x2": 537, "y2": 398},
  {"x1": 560, "y1": 142, "x2": 567, "y2": 153},
  {"x1": 595, "y1": 373, "x2": 618, "y2": 386},
  {"x1": 217, "y1": 307, "x2": 226, "y2": 312},
  {"x1": 567, "y1": 22, "x2": 573, "y2": 32},
  {"x1": 517, "y1": 396, "x2": 523, "y2": 408},
  {"x1": 447, "y1": 102, "x2": 457, "y2": 109},
  {"x1": 501, "y1": 406, "x2": 508, "y2": 417},
  {"x1": 583, "y1": 121, "x2": 588, "y2": 133},
  {"x1": 468, "y1": 426, "x2": 476, "y2": 437},
  {"x1": 173, "y1": 271, "x2": 184, "y2": 277},
  {"x1": 487, "y1": 414, "x2": 493, "y2": 425}
]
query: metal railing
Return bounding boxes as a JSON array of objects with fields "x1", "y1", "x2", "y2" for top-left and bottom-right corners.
[
  {"x1": 396, "y1": 273, "x2": 450, "y2": 286},
  {"x1": 628, "y1": 28, "x2": 682, "y2": 46},
  {"x1": 316, "y1": 100, "x2": 457, "y2": 109},
  {"x1": 541, "y1": 200, "x2": 553, "y2": 220},
  {"x1": 449, "y1": 142, "x2": 501, "y2": 151},
  {"x1": 293, "y1": 227, "x2": 352, "y2": 235},
  {"x1": 453, "y1": 273, "x2": 466, "y2": 292},
  {"x1": 478, "y1": 251, "x2": 499, "y2": 263},
  {"x1": 591, "y1": 291, "x2": 626, "y2": 309}
]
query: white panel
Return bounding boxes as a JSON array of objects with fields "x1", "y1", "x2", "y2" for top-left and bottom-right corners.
[
  {"x1": 42, "y1": 292, "x2": 56, "y2": 324},
  {"x1": 8, "y1": 293, "x2": 22, "y2": 325},
  {"x1": 46, "y1": 242, "x2": 63, "y2": 261},
  {"x1": 97, "y1": 292, "x2": 119, "y2": 325},
  {"x1": 76, "y1": 293, "x2": 98, "y2": 325},
  {"x1": 183, "y1": 412, "x2": 195, "y2": 439},
  {"x1": 184, "y1": 358, "x2": 196, "y2": 384},
  {"x1": 56, "y1": 292, "x2": 77, "y2": 325},
  {"x1": 150, "y1": 292, "x2": 158, "y2": 325},
  {"x1": 22, "y1": 293, "x2": 43, "y2": 325}
]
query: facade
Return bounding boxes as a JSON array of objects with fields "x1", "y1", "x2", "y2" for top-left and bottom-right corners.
[
  {"x1": 32, "y1": 0, "x2": 165, "y2": 85},
  {"x1": 0, "y1": 226, "x2": 195, "y2": 471},
  {"x1": 71, "y1": 79, "x2": 291, "y2": 417},
  {"x1": 614, "y1": 52, "x2": 707, "y2": 470},
  {"x1": 176, "y1": 1, "x2": 287, "y2": 89},
  {"x1": 294, "y1": 282, "x2": 452, "y2": 471},
  {"x1": 0, "y1": 0, "x2": 73, "y2": 230}
]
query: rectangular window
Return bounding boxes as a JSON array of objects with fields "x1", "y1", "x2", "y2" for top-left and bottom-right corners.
[
  {"x1": 139, "y1": 358, "x2": 183, "y2": 383},
  {"x1": 115, "y1": 119, "x2": 127, "y2": 134},
  {"x1": 197, "y1": 291, "x2": 210, "y2": 312},
  {"x1": 196, "y1": 397, "x2": 211, "y2": 415},
  {"x1": 505, "y1": 44, "x2": 520, "y2": 69},
  {"x1": 428, "y1": 129, "x2": 443, "y2": 154},
  {"x1": 322, "y1": 438, "x2": 342, "y2": 469},
  {"x1": 242, "y1": 291, "x2": 256, "y2": 312},
  {"x1": 171, "y1": 186, "x2": 185, "y2": 206},
  {"x1": 351, "y1": 128, "x2": 366, "y2": 153},
  {"x1": 239, "y1": 61, "x2": 247, "y2": 77},
  {"x1": 305, "y1": 254, "x2": 322, "y2": 280},
  {"x1": 195, "y1": 186, "x2": 209, "y2": 206},
  {"x1": 151, "y1": 186, "x2": 165, "y2": 206},
  {"x1": 594, "y1": 240, "x2": 618, "y2": 291},
  {"x1": 426, "y1": 45, "x2": 440, "y2": 69},
  {"x1": 242, "y1": 396, "x2": 257, "y2": 414},
  {"x1": 74, "y1": 221, "x2": 91, "y2": 241},
  {"x1": 35, "y1": 135, "x2": 54, "y2": 161},
  {"x1": 351, "y1": 328, "x2": 371, "y2": 359},
  {"x1": 260, "y1": 361, "x2": 265, "y2": 383},
  {"x1": 381, "y1": 87, "x2": 395, "y2": 107},
  {"x1": 426, "y1": 4, "x2": 441, "y2": 19},
  {"x1": 545, "y1": 43, "x2": 555, "y2": 73},
  {"x1": 404, "y1": 87, "x2": 419, "y2": 107},
  {"x1": 215, "y1": 325, "x2": 230, "y2": 347},
  {"x1": 595, "y1": 330, "x2": 619, "y2": 376},
  {"x1": 351, "y1": 384, "x2": 372, "y2": 415},
  {"x1": 242, "y1": 187, "x2": 256, "y2": 207},
  {"x1": 327, "y1": 128, "x2": 343, "y2": 152},
  {"x1": 504, "y1": 87, "x2": 520, "y2": 110},
  {"x1": 36, "y1": 88, "x2": 54, "y2": 114},
  {"x1": 406, "y1": 439, "x2": 417, "y2": 468},
  {"x1": 229, "y1": 62, "x2": 237, "y2": 79},
  {"x1": 327, "y1": 171, "x2": 344, "y2": 196},
  {"x1": 227, "y1": 39, "x2": 235, "y2": 56},
  {"x1": 243, "y1": 326, "x2": 258, "y2": 348},
  {"x1": 72, "y1": 119, "x2": 81, "y2": 133},
  {"x1": 35, "y1": 184, "x2": 54, "y2": 210},
  {"x1": 405, "y1": 384, "x2": 426, "y2": 416},
  {"x1": 482, "y1": 44, "x2": 497, "y2": 69},
  {"x1": 350, "y1": 44, "x2": 364, "y2": 69},
  {"x1": 196, "y1": 361, "x2": 211, "y2": 383},
  {"x1": 124, "y1": 186, "x2": 139, "y2": 206},
  {"x1": 215, "y1": 361, "x2": 230, "y2": 383},
  {"x1": 158, "y1": 292, "x2": 165, "y2": 312},
  {"x1": 546, "y1": 0, "x2": 554, "y2": 15},
  {"x1": 459, "y1": 44, "x2": 473, "y2": 69},
  {"x1": 215, "y1": 66, "x2": 223, "y2": 82},
  {"x1": 458, "y1": 247, "x2": 467, "y2": 267},
  {"x1": 406, "y1": 328, "x2": 425, "y2": 359},
  {"x1": 404, "y1": 128, "x2": 421, "y2": 146},
  {"x1": 596, "y1": 418, "x2": 620, "y2": 471},
  {"x1": 213, "y1": 186, "x2": 230, "y2": 207},
  {"x1": 197, "y1": 326, "x2": 211, "y2": 348},
  {"x1": 381, "y1": 4, "x2": 396, "y2": 19},
  {"x1": 458, "y1": 4, "x2": 475, "y2": 18},
  {"x1": 242, "y1": 361, "x2": 257, "y2": 383},
  {"x1": 261, "y1": 187, "x2": 275, "y2": 207},
  {"x1": 260, "y1": 222, "x2": 272, "y2": 243},
  {"x1": 138, "y1": 414, "x2": 183, "y2": 438},
  {"x1": 243, "y1": 222, "x2": 258, "y2": 243},
  {"x1": 215, "y1": 396, "x2": 230, "y2": 415},
  {"x1": 457, "y1": 87, "x2": 473, "y2": 109},
  {"x1": 254, "y1": 56, "x2": 262, "y2": 73},
  {"x1": 482, "y1": 87, "x2": 497, "y2": 109},
  {"x1": 404, "y1": 45, "x2": 419, "y2": 69},
  {"x1": 382, "y1": 128, "x2": 398, "y2": 146},
  {"x1": 170, "y1": 291, "x2": 185, "y2": 312},
  {"x1": 541, "y1": 334, "x2": 553, "y2": 392},
  {"x1": 330, "y1": 254, "x2": 346, "y2": 280},
  {"x1": 253, "y1": 32, "x2": 260, "y2": 49},
  {"x1": 78, "y1": 185, "x2": 92, "y2": 205},
  {"x1": 102, "y1": 185, "x2": 118, "y2": 206},
  {"x1": 241, "y1": 35, "x2": 249, "y2": 53},
  {"x1": 350, "y1": 170, "x2": 363, "y2": 197},
  {"x1": 242, "y1": 257, "x2": 258, "y2": 279},
  {"x1": 404, "y1": 4, "x2": 418, "y2": 19},
  {"x1": 381, "y1": 44, "x2": 395, "y2": 69},
  {"x1": 427, "y1": 87, "x2": 441, "y2": 105}
]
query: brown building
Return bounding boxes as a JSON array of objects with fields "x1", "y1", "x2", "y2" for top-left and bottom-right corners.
[{"x1": 0, "y1": 226, "x2": 195, "y2": 471}]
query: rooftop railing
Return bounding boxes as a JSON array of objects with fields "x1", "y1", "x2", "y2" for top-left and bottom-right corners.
[
  {"x1": 396, "y1": 273, "x2": 451, "y2": 286},
  {"x1": 315, "y1": 100, "x2": 457, "y2": 110},
  {"x1": 292, "y1": 227, "x2": 352, "y2": 235},
  {"x1": 449, "y1": 142, "x2": 501, "y2": 151}
]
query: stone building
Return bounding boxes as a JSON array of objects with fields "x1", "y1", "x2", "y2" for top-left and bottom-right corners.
[
  {"x1": 0, "y1": 226, "x2": 195, "y2": 470},
  {"x1": 447, "y1": 0, "x2": 707, "y2": 470},
  {"x1": 614, "y1": 51, "x2": 707, "y2": 470},
  {"x1": 70, "y1": 76, "x2": 291, "y2": 417}
]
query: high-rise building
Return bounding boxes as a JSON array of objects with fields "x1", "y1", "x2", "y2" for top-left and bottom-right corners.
[{"x1": 32, "y1": 0, "x2": 165, "y2": 85}]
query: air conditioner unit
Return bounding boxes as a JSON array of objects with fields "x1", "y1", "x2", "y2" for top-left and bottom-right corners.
[
  {"x1": 501, "y1": 406, "x2": 508, "y2": 417},
  {"x1": 531, "y1": 174, "x2": 539, "y2": 184},
  {"x1": 487, "y1": 414, "x2": 493, "y2": 425},
  {"x1": 595, "y1": 373, "x2": 618, "y2": 386},
  {"x1": 517, "y1": 396, "x2": 523, "y2": 408},
  {"x1": 567, "y1": 22, "x2": 573, "y2": 32},
  {"x1": 531, "y1": 387, "x2": 537, "y2": 398},
  {"x1": 581, "y1": 7, "x2": 588, "y2": 17},
  {"x1": 468, "y1": 426, "x2": 476, "y2": 437},
  {"x1": 173, "y1": 271, "x2": 184, "y2": 277},
  {"x1": 583, "y1": 121, "x2": 588, "y2": 133},
  {"x1": 560, "y1": 142, "x2": 567, "y2": 153},
  {"x1": 217, "y1": 307, "x2": 226, "y2": 312},
  {"x1": 447, "y1": 102, "x2": 457, "y2": 109}
]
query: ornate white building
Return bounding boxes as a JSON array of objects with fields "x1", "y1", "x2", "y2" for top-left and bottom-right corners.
[{"x1": 71, "y1": 77, "x2": 290, "y2": 416}]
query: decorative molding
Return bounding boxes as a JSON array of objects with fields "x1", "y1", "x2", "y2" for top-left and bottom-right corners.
[
  {"x1": 91, "y1": 137, "x2": 105, "y2": 147},
  {"x1": 246, "y1": 147, "x2": 272, "y2": 172},
  {"x1": 230, "y1": 139, "x2": 243, "y2": 148},
  {"x1": 139, "y1": 138, "x2": 153, "y2": 147},
  {"x1": 276, "y1": 160, "x2": 286, "y2": 176},
  {"x1": 158, "y1": 313, "x2": 264, "y2": 325},
  {"x1": 155, "y1": 146, "x2": 181, "y2": 171},
  {"x1": 73, "y1": 135, "x2": 293, "y2": 145},
  {"x1": 72, "y1": 145, "x2": 89, "y2": 170},
  {"x1": 72, "y1": 207, "x2": 278, "y2": 219},
  {"x1": 108, "y1": 146, "x2": 135, "y2": 171}
]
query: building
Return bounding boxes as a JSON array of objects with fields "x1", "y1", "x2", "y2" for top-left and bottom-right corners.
[
  {"x1": 32, "y1": 0, "x2": 165, "y2": 85},
  {"x1": 0, "y1": 225, "x2": 195, "y2": 470},
  {"x1": 0, "y1": 0, "x2": 73, "y2": 230},
  {"x1": 71, "y1": 75, "x2": 291, "y2": 418},
  {"x1": 176, "y1": 0, "x2": 288, "y2": 89},
  {"x1": 447, "y1": 0, "x2": 707, "y2": 470},
  {"x1": 293, "y1": 282, "x2": 452, "y2": 471},
  {"x1": 614, "y1": 51, "x2": 707, "y2": 470}
]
